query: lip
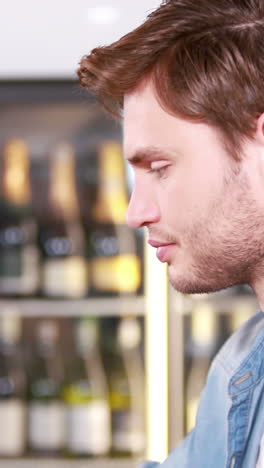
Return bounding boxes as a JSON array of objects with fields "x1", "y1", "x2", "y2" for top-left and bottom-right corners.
[
  {"x1": 148, "y1": 239, "x2": 176, "y2": 263},
  {"x1": 148, "y1": 240, "x2": 168, "y2": 248}
]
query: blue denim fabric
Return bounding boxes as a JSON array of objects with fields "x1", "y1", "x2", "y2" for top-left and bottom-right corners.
[{"x1": 140, "y1": 311, "x2": 264, "y2": 468}]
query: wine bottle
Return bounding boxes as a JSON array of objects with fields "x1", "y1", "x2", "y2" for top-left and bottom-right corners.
[
  {"x1": 0, "y1": 314, "x2": 26, "y2": 456},
  {"x1": 38, "y1": 143, "x2": 88, "y2": 298},
  {"x1": 27, "y1": 319, "x2": 66, "y2": 455},
  {"x1": 64, "y1": 317, "x2": 111, "y2": 457},
  {"x1": 0, "y1": 139, "x2": 39, "y2": 295},
  {"x1": 88, "y1": 141, "x2": 142, "y2": 296},
  {"x1": 102, "y1": 317, "x2": 146, "y2": 456},
  {"x1": 117, "y1": 317, "x2": 146, "y2": 456},
  {"x1": 185, "y1": 302, "x2": 218, "y2": 433}
]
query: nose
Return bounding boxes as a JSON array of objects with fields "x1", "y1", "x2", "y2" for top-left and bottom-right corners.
[{"x1": 126, "y1": 180, "x2": 160, "y2": 229}]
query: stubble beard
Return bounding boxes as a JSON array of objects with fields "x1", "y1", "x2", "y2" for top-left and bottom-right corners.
[{"x1": 168, "y1": 172, "x2": 264, "y2": 295}]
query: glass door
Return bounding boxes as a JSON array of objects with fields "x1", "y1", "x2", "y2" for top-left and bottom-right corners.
[{"x1": 0, "y1": 80, "x2": 150, "y2": 468}]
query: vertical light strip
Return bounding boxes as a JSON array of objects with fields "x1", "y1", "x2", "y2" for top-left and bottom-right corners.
[
  {"x1": 168, "y1": 286, "x2": 185, "y2": 448},
  {"x1": 145, "y1": 237, "x2": 169, "y2": 462}
]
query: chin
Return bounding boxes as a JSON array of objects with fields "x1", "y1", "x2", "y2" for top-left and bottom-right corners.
[
  {"x1": 169, "y1": 279, "x2": 209, "y2": 295},
  {"x1": 168, "y1": 267, "x2": 226, "y2": 295}
]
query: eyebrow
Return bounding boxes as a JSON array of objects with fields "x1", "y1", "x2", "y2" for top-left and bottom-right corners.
[{"x1": 127, "y1": 146, "x2": 176, "y2": 164}]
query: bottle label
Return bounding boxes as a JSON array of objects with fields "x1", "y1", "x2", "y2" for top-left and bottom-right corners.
[
  {"x1": 91, "y1": 254, "x2": 141, "y2": 293},
  {"x1": 67, "y1": 401, "x2": 111, "y2": 455},
  {"x1": 28, "y1": 401, "x2": 66, "y2": 450},
  {"x1": 0, "y1": 245, "x2": 39, "y2": 294},
  {"x1": 43, "y1": 256, "x2": 88, "y2": 297},
  {"x1": 0, "y1": 399, "x2": 25, "y2": 455}
]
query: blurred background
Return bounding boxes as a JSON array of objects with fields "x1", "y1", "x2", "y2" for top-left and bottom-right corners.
[{"x1": 0, "y1": 1, "x2": 259, "y2": 467}]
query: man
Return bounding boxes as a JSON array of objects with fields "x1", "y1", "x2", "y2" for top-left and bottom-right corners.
[{"x1": 77, "y1": 0, "x2": 264, "y2": 466}]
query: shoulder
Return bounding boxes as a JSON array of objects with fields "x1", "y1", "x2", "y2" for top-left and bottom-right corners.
[{"x1": 214, "y1": 310, "x2": 264, "y2": 376}]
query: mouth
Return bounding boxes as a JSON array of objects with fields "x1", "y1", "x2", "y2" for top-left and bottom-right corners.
[{"x1": 148, "y1": 239, "x2": 177, "y2": 263}]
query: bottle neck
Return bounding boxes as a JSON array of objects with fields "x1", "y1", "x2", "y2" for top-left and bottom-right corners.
[
  {"x1": 48, "y1": 143, "x2": 80, "y2": 223},
  {"x1": 93, "y1": 141, "x2": 128, "y2": 224},
  {"x1": 2, "y1": 139, "x2": 31, "y2": 209}
]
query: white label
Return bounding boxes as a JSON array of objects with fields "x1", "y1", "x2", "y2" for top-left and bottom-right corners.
[
  {"x1": 28, "y1": 401, "x2": 66, "y2": 450},
  {"x1": 43, "y1": 257, "x2": 88, "y2": 297},
  {"x1": 0, "y1": 399, "x2": 25, "y2": 455},
  {"x1": 67, "y1": 401, "x2": 111, "y2": 455}
]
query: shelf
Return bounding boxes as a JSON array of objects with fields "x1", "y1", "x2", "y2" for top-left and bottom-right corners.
[
  {"x1": 0, "y1": 297, "x2": 146, "y2": 317},
  {"x1": 179, "y1": 293, "x2": 259, "y2": 315},
  {"x1": 0, "y1": 459, "x2": 141, "y2": 468},
  {"x1": 0, "y1": 293, "x2": 258, "y2": 317}
]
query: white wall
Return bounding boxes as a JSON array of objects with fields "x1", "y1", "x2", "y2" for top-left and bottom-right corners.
[{"x1": 0, "y1": 0, "x2": 161, "y2": 79}]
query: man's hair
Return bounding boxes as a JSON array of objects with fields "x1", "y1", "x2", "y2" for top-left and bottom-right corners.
[{"x1": 78, "y1": 0, "x2": 264, "y2": 159}]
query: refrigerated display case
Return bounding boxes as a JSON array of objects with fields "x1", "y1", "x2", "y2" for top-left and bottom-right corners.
[{"x1": 0, "y1": 80, "x2": 158, "y2": 468}]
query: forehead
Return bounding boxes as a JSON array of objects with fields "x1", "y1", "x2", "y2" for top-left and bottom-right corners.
[
  {"x1": 123, "y1": 82, "x2": 230, "y2": 167},
  {"x1": 123, "y1": 82, "x2": 181, "y2": 159},
  {"x1": 123, "y1": 82, "x2": 168, "y2": 131}
]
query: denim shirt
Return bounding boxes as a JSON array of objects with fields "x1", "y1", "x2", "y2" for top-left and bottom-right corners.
[{"x1": 141, "y1": 310, "x2": 264, "y2": 468}]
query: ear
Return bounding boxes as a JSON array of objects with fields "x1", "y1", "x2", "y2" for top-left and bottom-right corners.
[{"x1": 255, "y1": 113, "x2": 264, "y2": 144}]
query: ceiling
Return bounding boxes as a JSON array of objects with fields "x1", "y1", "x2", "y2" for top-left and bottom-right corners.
[{"x1": 0, "y1": 0, "x2": 161, "y2": 79}]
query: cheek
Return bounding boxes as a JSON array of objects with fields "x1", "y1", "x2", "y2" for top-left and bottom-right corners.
[
  {"x1": 157, "y1": 182, "x2": 186, "y2": 228},
  {"x1": 161, "y1": 175, "x2": 196, "y2": 212},
  {"x1": 181, "y1": 160, "x2": 223, "y2": 205},
  {"x1": 159, "y1": 173, "x2": 217, "y2": 231}
]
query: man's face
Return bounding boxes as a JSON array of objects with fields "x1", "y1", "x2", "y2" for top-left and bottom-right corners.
[{"x1": 123, "y1": 81, "x2": 264, "y2": 294}]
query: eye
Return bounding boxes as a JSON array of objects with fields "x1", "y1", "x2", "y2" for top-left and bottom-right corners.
[{"x1": 148, "y1": 160, "x2": 170, "y2": 178}]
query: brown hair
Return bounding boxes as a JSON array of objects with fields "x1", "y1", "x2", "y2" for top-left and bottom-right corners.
[{"x1": 78, "y1": 0, "x2": 264, "y2": 159}]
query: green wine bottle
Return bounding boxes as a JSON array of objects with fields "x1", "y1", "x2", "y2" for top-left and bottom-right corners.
[
  {"x1": 102, "y1": 317, "x2": 146, "y2": 457},
  {"x1": 0, "y1": 139, "x2": 39, "y2": 296},
  {"x1": 27, "y1": 319, "x2": 66, "y2": 456},
  {"x1": 38, "y1": 143, "x2": 88, "y2": 298},
  {"x1": 64, "y1": 317, "x2": 111, "y2": 457},
  {"x1": 88, "y1": 141, "x2": 142, "y2": 296},
  {"x1": 0, "y1": 314, "x2": 26, "y2": 456}
]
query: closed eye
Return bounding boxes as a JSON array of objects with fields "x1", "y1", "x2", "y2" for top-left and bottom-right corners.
[{"x1": 148, "y1": 160, "x2": 170, "y2": 178}]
